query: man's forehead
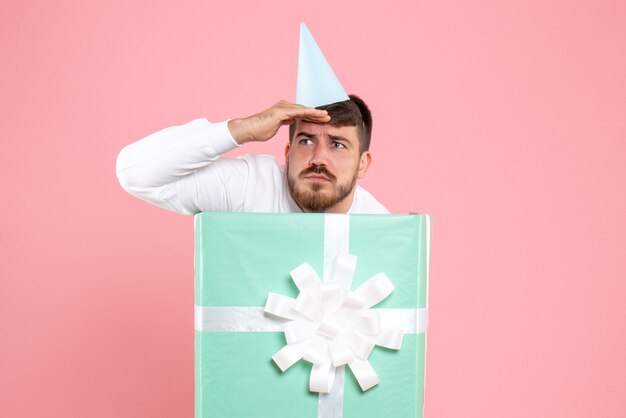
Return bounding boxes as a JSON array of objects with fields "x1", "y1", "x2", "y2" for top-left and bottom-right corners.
[{"x1": 295, "y1": 121, "x2": 358, "y2": 139}]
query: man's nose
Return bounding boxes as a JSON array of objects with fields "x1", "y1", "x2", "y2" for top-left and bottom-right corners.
[{"x1": 309, "y1": 143, "x2": 329, "y2": 166}]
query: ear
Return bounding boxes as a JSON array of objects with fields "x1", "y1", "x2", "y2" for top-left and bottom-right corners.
[
  {"x1": 357, "y1": 151, "x2": 372, "y2": 179},
  {"x1": 284, "y1": 143, "x2": 291, "y2": 163}
]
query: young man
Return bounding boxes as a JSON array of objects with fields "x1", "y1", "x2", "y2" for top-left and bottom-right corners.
[{"x1": 116, "y1": 95, "x2": 389, "y2": 214}]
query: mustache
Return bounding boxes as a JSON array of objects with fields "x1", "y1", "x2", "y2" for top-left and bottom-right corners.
[{"x1": 299, "y1": 165, "x2": 336, "y2": 181}]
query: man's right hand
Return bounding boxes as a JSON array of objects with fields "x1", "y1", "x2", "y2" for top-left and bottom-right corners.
[{"x1": 227, "y1": 100, "x2": 330, "y2": 145}]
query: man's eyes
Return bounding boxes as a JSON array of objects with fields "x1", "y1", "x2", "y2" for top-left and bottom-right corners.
[{"x1": 297, "y1": 138, "x2": 346, "y2": 149}]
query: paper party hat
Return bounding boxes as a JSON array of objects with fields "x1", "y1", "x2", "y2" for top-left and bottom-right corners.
[{"x1": 296, "y1": 22, "x2": 349, "y2": 108}]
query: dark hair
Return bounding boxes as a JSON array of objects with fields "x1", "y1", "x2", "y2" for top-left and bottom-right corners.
[{"x1": 289, "y1": 94, "x2": 373, "y2": 154}]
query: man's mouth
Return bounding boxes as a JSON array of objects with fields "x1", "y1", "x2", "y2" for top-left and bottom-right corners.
[
  {"x1": 304, "y1": 174, "x2": 331, "y2": 182},
  {"x1": 300, "y1": 167, "x2": 335, "y2": 183}
]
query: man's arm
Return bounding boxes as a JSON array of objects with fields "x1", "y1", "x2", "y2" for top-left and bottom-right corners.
[{"x1": 115, "y1": 101, "x2": 329, "y2": 214}]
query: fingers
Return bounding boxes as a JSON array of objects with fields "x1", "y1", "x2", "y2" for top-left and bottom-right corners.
[
  {"x1": 274, "y1": 101, "x2": 330, "y2": 123},
  {"x1": 281, "y1": 113, "x2": 330, "y2": 127},
  {"x1": 300, "y1": 111, "x2": 331, "y2": 124}
]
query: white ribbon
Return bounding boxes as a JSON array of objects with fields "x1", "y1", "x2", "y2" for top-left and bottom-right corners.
[{"x1": 265, "y1": 255, "x2": 425, "y2": 393}]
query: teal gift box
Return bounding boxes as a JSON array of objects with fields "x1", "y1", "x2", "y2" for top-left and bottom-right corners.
[{"x1": 194, "y1": 213, "x2": 430, "y2": 418}]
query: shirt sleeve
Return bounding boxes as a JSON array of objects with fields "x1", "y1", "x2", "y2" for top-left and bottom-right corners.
[{"x1": 116, "y1": 118, "x2": 249, "y2": 214}]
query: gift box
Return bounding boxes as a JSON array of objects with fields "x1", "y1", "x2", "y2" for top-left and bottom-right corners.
[{"x1": 194, "y1": 213, "x2": 430, "y2": 418}]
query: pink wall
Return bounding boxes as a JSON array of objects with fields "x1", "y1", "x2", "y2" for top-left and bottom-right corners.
[{"x1": 1, "y1": 1, "x2": 625, "y2": 417}]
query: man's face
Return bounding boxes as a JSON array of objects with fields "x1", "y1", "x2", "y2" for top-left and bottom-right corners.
[{"x1": 285, "y1": 121, "x2": 371, "y2": 213}]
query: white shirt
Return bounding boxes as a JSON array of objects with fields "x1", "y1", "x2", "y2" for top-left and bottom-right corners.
[{"x1": 116, "y1": 118, "x2": 390, "y2": 215}]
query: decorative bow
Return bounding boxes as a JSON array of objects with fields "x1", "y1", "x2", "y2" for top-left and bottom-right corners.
[{"x1": 264, "y1": 254, "x2": 405, "y2": 393}]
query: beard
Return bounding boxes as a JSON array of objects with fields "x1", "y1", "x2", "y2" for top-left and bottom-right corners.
[{"x1": 287, "y1": 165, "x2": 358, "y2": 212}]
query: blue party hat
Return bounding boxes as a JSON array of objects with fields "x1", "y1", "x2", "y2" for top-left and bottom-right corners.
[{"x1": 296, "y1": 22, "x2": 349, "y2": 108}]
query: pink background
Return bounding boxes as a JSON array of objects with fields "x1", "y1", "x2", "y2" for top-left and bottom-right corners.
[{"x1": 1, "y1": 1, "x2": 625, "y2": 417}]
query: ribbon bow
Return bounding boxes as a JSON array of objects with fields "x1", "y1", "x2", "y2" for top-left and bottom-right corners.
[{"x1": 264, "y1": 254, "x2": 404, "y2": 393}]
